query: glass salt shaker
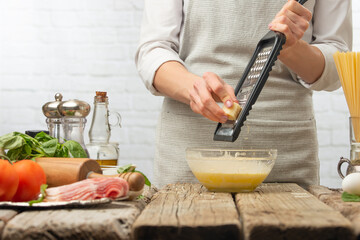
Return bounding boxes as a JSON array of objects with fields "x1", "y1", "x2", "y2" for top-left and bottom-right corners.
[
  {"x1": 42, "y1": 93, "x2": 63, "y2": 142},
  {"x1": 58, "y1": 98, "x2": 91, "y2": 157},
  {"x1": 86, "y1": 91, "x2": 121, "y2": 169}
]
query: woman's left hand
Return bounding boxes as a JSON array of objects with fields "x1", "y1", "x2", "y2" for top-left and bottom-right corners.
[{"x1": 268, "y1": 0, "x2": 312, "y2": 50}]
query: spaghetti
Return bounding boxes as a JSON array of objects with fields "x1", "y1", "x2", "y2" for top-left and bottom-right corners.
[{"x1": 333, "y1": 52, "x2": 360, "y2": 142}]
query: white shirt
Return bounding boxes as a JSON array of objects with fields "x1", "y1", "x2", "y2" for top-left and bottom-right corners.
[{"x1": 135, "y1": 0, "x2": 353, "y2": 96}]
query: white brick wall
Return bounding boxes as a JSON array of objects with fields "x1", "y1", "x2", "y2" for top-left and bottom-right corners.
[{"x1": 0, "y1": 0, "x2": 358, "y2": 188}]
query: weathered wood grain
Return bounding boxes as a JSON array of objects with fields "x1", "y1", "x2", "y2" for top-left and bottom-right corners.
[
  {"x1": 0, "y1": 184, "x2": 157, "y2": 240},
  {"x1": 2, "y1": 201, "x2": 144, "y2": 240},
  {"x1": 236, "y1": 183, "x2": 355, "y2": 240},
  {"x1": 309, "y1": 185, "x2": 360, "y2": 238},
  {"x1": 132, "y1": 183, "x2": 242, "y2": 240},
  {"x1": 0, "y1": 210, "x2": 17, "y2": 239}
]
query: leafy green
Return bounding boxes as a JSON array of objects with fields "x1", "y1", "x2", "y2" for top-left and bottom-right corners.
[
  {"x1": 342, "y1": 191, "x2": 360, "y2": 202},
  {"x1": 0, "y1": 132, "x2": 25, "y2": 150},
  {"x1": 117, "y1": 164, "x2": 151, "y2": 187},
  {"x1": 34, "y1": 131, "x2": 54, "y2": 143},
  {"x1": 136, "y1": 195, "x2": 145, "y2": 200},
  {"x1": 55, "y1": 145, "x2": 70, "y2": 158},
  {"x1": 118, "y1": 164, "x2": 135, "y2": 173},
  {"x1": 41, "y1": 139, "x2": 58, "y2": 157},
  {"x1": 28, "y1": 184, "x2": 48, "y2": 206},
  {"x1": 63, "y1": 140, "x2": 87, "y2": 158},
  {"x1": 0, "y1": 131, "x2": 87, "y2": 161}
]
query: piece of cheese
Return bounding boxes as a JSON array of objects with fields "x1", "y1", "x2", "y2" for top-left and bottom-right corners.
[{"x1": 223, "y1": 102, "x2": 242, "y2": 121}]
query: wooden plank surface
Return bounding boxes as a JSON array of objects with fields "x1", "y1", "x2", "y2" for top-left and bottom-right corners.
[
  {"x1": 0, "y1": 210, "x2": 17, "y2": 239},
  {"x1": 132, "y1": 183, "x2": 242, "y2": 240},
  {"x1": 235, "y1": 183, "x2": 355, "y2": 240},
  {"x1": 2, "y1": 201, "x2": 143, "y2": 240},
  {"x1": 309, "y1": 185, "x2": 360, "y2": 238},
  {"x1": 1, "y1": 186, "x2": 157, "y2": 240}
]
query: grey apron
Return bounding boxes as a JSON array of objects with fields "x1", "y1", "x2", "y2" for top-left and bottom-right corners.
[{"x1": 153, "y1": 0, "x2": 319, "y2": 189}]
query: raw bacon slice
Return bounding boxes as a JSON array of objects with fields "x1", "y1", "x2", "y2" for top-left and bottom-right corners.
[{"x1": 45, "y1": 177, "x2": 129, "y2": 202}]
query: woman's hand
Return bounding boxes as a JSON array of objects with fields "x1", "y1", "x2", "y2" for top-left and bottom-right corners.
[
  {"x1": 268, "y1": 0, "x2": 312, "y2": 50},
  {"x1": 189, "y1": 72, "x2": 238, "y2": 123},
  {"x1": 153, "y1": 61, "x2": 238, "y2": 120}
]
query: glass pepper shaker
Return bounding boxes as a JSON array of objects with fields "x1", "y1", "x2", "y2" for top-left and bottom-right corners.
[
  {"x1": 42, "y1": 93, "x2": 63, "y2": 142},
  {"x1": 58, "y1": 98, "x2": 91, "y2": 157},
  {"x1": 87, "y1": 91, "x2": 121, "y2": 168}
]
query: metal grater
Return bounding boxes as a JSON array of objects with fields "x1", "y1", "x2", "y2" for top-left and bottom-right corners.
[{"x1": 214, "y1": 0, "x2": 307, "y2": 142}]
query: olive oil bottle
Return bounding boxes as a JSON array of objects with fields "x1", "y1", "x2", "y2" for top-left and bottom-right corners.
[{"x1": 86, "y1": 91, "x2": 122, "y2": 168}]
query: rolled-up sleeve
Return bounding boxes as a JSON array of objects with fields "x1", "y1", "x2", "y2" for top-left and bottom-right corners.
[
  {"x1": 135, "y1": 0, "x2": 184, "y2": 96},
  {"x1": 297, "y1": 0, "x2": 353, "y2": 91}
]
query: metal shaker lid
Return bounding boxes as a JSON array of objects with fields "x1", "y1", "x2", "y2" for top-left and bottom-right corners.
[
  {"x1": 58, "y1": 99, "x2": 91, "y2": 118},
  {"x1": 42, "y1": 93, "x2": 63, "y2": 118}
]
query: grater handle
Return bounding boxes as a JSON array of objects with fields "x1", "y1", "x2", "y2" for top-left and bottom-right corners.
[
  {"x1": 297, "y1": 0, "x2": 308, "y2": 5},
  {"x1": 260, "y1": 30, "x2": 285, "y2": 43}
]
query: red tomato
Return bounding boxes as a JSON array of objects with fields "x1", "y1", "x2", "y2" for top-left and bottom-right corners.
[
  {"x1": 12, "y1": 160, "x2": 46, "y2": 202},
  {"x1": 0, "y1": 159, "x2": 19, "y2": 201}
]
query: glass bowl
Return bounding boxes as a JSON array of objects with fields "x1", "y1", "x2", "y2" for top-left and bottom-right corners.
[{"x1": 186, "y1": 148, "x2": 277, "y2": 192}]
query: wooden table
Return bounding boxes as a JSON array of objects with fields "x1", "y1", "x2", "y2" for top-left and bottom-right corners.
[
  {"x1": 133, "y1": 183, "x2": 355, "y2": 240},
  {"x1": 1, "y1": 183, "x2": 360, "y2": 240}
]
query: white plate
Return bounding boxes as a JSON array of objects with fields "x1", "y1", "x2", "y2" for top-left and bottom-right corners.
[{"x1": 0, "y1": 196, "x2": 128, "y2": 210}]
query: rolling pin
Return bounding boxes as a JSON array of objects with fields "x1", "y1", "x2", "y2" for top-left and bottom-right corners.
[{"x1": 35, "y1": 157, "x2": 145, "y2": 191}]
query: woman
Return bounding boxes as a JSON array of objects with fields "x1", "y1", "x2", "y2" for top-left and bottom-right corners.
[{"x1": 135, "y1": 0, "x2": 352, "y2": 189}]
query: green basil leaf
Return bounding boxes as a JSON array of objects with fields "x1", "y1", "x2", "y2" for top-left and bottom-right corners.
[
  {"x1": 136, "y1": 195, "x2": 145, "y2": 200},
  {"x1": 117, "y1": 164, "x2": 151, "y2": 187},
  {"x1": 0, "y1": 132, "x2": 25, "y2": 150},
  {"x1": 0, "y1": 131, "x2": 88, "y2": 160},
  {"x1": 41, "y1": 139, "x2": 58, "y2": 157},
  {"x1": 342, "y1": 191, "x2": 360, "y2": 202},
  {"x1": 35, "y1": 132, "x2": 54, "y2": 144},
  {"x1": 7, "y1": 147, "x2": 23, "y2": 160},
  {"x1": 117, "y1": 164, "x2": 134, "y2": 174},
  {"x1": 0, "y1": 147, "x2": 5, "y2": 156},
  {"x1": 31, "y1": 153, "x2": 46, "y2": 160},
  {"x1": 55, "y1": 145, "x2": 69, "y2": 158},
  {"x1": 17, "y1": 132, "x2": 41, "y2": 148},
  {"x1": 63, "y1": 140, "x2": 87, "y2": 158},
  {"x1": 135, "y1": 170, "x2": 151, "y2": 187},
  {"x1": 24, "y1": 144, "x2": 32, "y2": 155}
]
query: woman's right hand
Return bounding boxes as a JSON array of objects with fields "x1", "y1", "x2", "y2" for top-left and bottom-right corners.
[{"x1": 189, "y1": 72, "x2": 238, "y2": 123}]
